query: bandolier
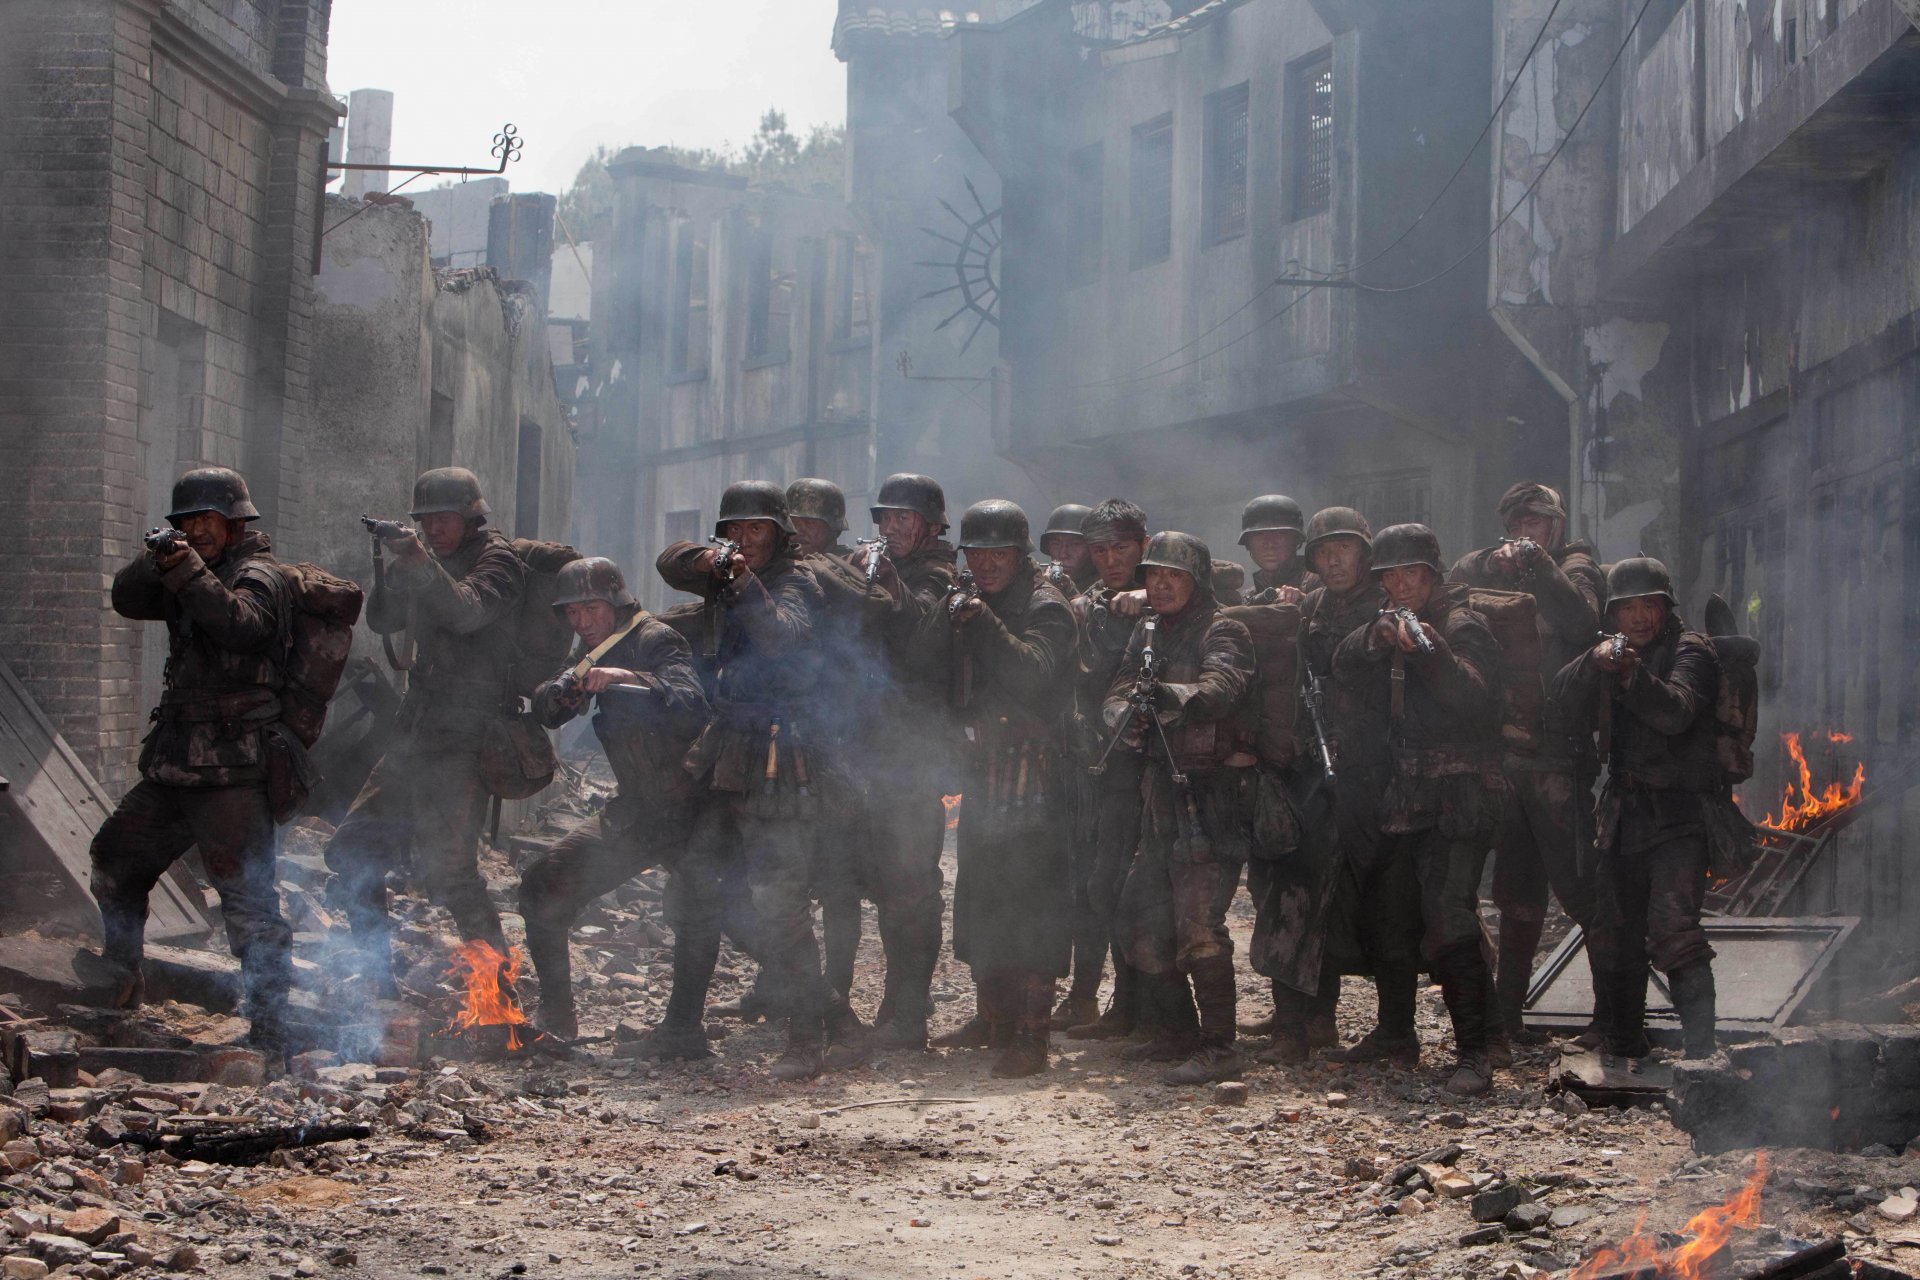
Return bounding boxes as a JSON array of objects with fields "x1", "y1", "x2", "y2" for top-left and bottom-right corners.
[
  {"x1": 327, "y1": 468, "x2": 526, "y2": 989},
  {"x1": 520, "y1": 559, "x2": 709, "y2": 1045},
  {"x1": 1333, "y1": 524, "x2": 1505, "y2": 1096},
  {"x1": 1106, "y1": 534, "x2": 1256, "y2": 1084},
  {"x1": 1449, "y1": 482, "x2": 1606, "y2": 1045}
]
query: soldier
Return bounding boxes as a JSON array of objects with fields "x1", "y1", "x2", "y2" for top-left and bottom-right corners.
[
  {"x1": 917, "y1": 501, "x2": 1076, "y2": 1078},
  {"x1": 519, "y1": 559, "x2": 709, "y2": 1044},
  {"x1": 1450, "y1": 483, "x2": 1605, "y2": 1046},
  {"x1": 1057, "y1": 500, "x2": 1152, "y2": 1036},
  {"x1": 1239, "y1": 495, "x2": 1321, "y2": 604},
  {"x1": 1105, "y1": 534, "x2": 1256, "y2": 1084},
  {"x1": 855, "y1": 474, "x2": 960, "y2": 1051},
  {"x1": 1039, "y1": 503, "x2": 1096, "y2": 595},
  {"x1": 1333, "y1": 524, "x2": 1505, "y2": 1096},
  {"x1": 327, "y1": 468, "x2": 524, "y2": 992},
  {"x1": 656, "y1": 481, "x2": 838, "y2": 1080},
  {"x1": 89, "y1": 468, "x2": 298, "y2": 1061},
  {"x1": 1554, "y1": 558, "x2": 1722, "y2": 1060}
]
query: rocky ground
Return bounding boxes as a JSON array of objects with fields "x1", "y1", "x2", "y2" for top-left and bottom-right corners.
[{"x1": 5, "y1": 804, "x2": 1920, "y2": 1280}]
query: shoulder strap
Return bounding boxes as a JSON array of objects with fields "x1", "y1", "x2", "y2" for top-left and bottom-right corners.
[{"x1": 569, "y1": 611, "x2": 648, "y2": 680}]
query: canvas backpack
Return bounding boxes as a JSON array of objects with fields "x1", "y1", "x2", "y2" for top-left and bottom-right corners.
[
  {"x1": 507, "y1": 538, "x2": 584, "y2": 697},
  {"x1": 1220, "y1": 601, "x2": 1303, "y2": 770},
  {"x1": 271, "y1": 562, "x2": 365, "y2": 747},
  {"x1": 1452, "y1": 585, "x2": 1543, "y2": 752},
  {"x1": 1704, "y1": 594, "x2": 1760, "y2": 784}
]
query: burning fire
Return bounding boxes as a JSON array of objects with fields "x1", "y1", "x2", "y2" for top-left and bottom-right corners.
[
  {"x1": 1571, "y1": 1152, "x2": 1769, "y2": 1280},
  {"x1": 943, "y1": 794, "x2": 963, "y2": 830},
  {"x1": 1757, "y1": 731, "x2": 1865, "y2": 833},
  {"x1": 443, "y1": 940, "x2": 534, "y2": 1051}
]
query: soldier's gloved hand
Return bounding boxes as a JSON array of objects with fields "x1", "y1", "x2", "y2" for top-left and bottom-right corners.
[
  {"x1": 951, "y1": 597, "x2": 987, "y2": 627},
  {"x1": 1110, "y1": 589, "x2": 1148, "y2": 618},
  {"x1": 154, "y1": 545, "x2": 195, "y2": 574},
  {"x1": 1268, "y1": 584, "x2": 1306, "y2": 607},
  {"x1": 387, "y1": 528, "x2": 429, "y2": 565},
  {"x1": 582, "y1": 667, "x2": 644, "y2": 694},
  {"x1": 1368, "y1": 613, "x2": 1402, "y2": 652},
  {"x1": 1592, "y1": 638, "x2": 1640, "y2": 680},
  {"x1": 1490, "y1": 543, "x2": 1526, "y2": 577}
]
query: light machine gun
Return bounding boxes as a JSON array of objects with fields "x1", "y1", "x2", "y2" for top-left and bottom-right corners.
[{"x1": 1302, "y1": 668, "x2": 1337, "y2": 786}]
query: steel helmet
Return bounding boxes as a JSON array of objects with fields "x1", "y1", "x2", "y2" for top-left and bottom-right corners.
[
  {"x1": 786, "y1": 478, "x2": 849, "y2": 534},
  {"x1": 1370, "y1": 524, "x2": 1444, "y2": 575},
  {"x1": 870, "y1": 473, "x2": 948, "y2": 529},
  {"x1": 1141, "y1": 531, "x2": 1214, "y2": 592},
  {"x1": 1238, "y1": 494, "x2": 1306, "y2": 545},
  {"x1": 1606, "y1": 557, "x2": 1677, "y2": 608},
  {"x1": 957, "y1": 499, "x2": 1031, "y2": 552},
  {"x1": 409, "y1": 467, "x2": 490, "y2": 522},
  {"x1": 167, "y1": 467, "x2": 260, "y2": 522},
  {"x1": 716, "y1": 480, "x2": 795, "y2": 535},
  {"x1": 1041, "y1": 504, "x2": 1093, "y2": 551},
  {"x1": 551, "y1": 557, "x2": 635, "y2": 613},
  {"x1": 1303, "y1": 506, "x2": 1373, "y2": 559}
]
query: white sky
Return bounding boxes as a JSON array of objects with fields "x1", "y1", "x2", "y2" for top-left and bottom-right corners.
[{"x1": 324, "y1": 0, "x2": 849, "y2": 198}]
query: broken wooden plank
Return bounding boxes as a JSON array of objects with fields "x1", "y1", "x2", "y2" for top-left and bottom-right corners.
[{"x1": 0, "y1": 659, "x2": 210, "y2": 940}]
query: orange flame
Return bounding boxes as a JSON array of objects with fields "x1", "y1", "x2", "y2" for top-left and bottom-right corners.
[
  {"x1": 1571, "y1": 1153, "x2": 1768, "y2": 1280},
  {"x1": 443, "y1": 940, "x2": 533, "y2": 1051},
  {"x1": 942, "y1": 794, "x2": 963, "y2": 830},
  {"x1": 1757, "y1": 732, "x2": 1865, "y2": 833}
]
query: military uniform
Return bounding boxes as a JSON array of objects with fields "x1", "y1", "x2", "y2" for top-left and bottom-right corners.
[
  {"x1": 1107, "y1": 535, "x2": 1256, "y2": 1083},
  {"x1": 1449, "y1": 484, "x2": 1606, "y2": 1041},
  {"x1": 1333, "y1": 525, "x2": 1505, "y2": 1094},
  {"x1": 90, "y1": 468, "x2": 296, "y2": 1053},
  {"x1": 519, "y1": 563, "x2": 709, "y2": 1042},
  {"x1": 1239, "y1": 495, "x2": 1321, "y2": 603},
  {"x1": 1554, "y1": 559, "x2": 1723, "y2": 1058},
  {"x1": 326, "y1": 504, "x2": 525, "y2": 971}
]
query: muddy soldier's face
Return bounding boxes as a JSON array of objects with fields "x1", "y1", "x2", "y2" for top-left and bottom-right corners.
[
  {"x1": 877, "y1": 509, "x2": 930, "y2": 559},
  {"x1": 721, "y1": 519, "x2": 781, "y2": 572},
  {"x1": 791, "y1": 517, "x2": 834, "y2": 557},
  {"x1": 1144, "y1": 566, "x2": 1197, "y2": 617},
  {"x1": 174, "y1": 511, "x2": 238, "y2": 563},
  {"x1": 1613, "y1": 595, "x2": 1670, "y2": 650},
  {"x1": 1042, "y1": 533, "x2": 1090, "y2": 578},
  {"x1": 1245, "y1": 529, "x2": 1302, "y2": 574},
  {"x1": 1505, "y1": 512, "x2": 1557, "y2": 548},
  {"x1": 1311, "y1": 536, "x2": 1368, "y2": 593},
  {"x1": 962, "y1": 545, "x2": 1023, "y2": 594},
  {"x1": 417, "y1": 512, "x2": 469, "y2": 557},
  {"x1": 1380, "y1": 564, "x2": 1437, "y2": 614},
  {"x1": 1089, "y1": 537, "x2": 1147, "y2": 591},
  {"x1": 564, "y1": 600, "x2": 620, "y2": 649}
]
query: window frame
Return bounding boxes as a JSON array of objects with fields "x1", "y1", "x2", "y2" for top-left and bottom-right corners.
[
  {"x1": 1203, "y1": 82, "x2": 1251, "y2": 247},
  {"x1": 1129, "y1": 112, "x2": 1175, "y2": 270}
]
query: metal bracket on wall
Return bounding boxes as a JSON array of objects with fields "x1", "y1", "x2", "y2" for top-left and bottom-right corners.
[{"x1": 312, "y1": 125, "x2": 526, "y2": 270}]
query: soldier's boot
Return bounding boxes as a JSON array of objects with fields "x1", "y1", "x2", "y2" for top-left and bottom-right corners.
[
  {"x1": 872, "y1": 897, "x2": 940, "y2": 1050},
  {"x1": 1163, "y1": 958, "x2": 1242, "y2": 1085},
  {"x1": 523, "y1": 913, "x2": 580, "y2": 1041},
  {"x1": 931, "y1": 980, "x2": 995, "y2": 1050},
  {"x1": 1668, "y1": 963, "x2": 1717, "y2": 1060},
  {"x1": 770, "y1": 1019, "x2": 827, "y2": 1083},
  {"x1": 1067, "y1": 959, "x2": 1138, "y2": 1040},
  {"x1": 1305, "y1": 973, "x2": 1341, "y2": 1049},
  {"x1": 1254, "y1": 985, "x2": 1311, "y2": 1066},
  {"x1": 821, "y1": 892, "x2": 862, "y2": 1015},
  {"x1": 992, "y1": 973, "x2": 1052, "y2": 1079},
  {"x1": 1577, "y1": 952, "x2": 1618, "y2": 1051},
  {"x1": 1331, "y1": 965, "x2": 1421, "y2": 1069},
  {"x1": 238, "y1": 934, "x2": 295, "y2": 1074},
  {"x1": 1123, "y1": 972, "x2": 1201, "y2": 1063},
  {"x1": 710, "y1": 974, "x2": 779, "y2": 1024},
  {"x1": 1053, "y1": 932, "x2": 1105, "y2": 1030},
  {"x1": 1437, "y1": 943, "x2": 1495, "y2": 1098},
  {"x1": 1495, "y1": 919, "x2": 1550, "y2": 1046},
  {"x1": 824, "y1": 991, "x2": 875, "y2": 1071},
  {"x1": 86, "y1": 913, "x2": 148, "y2": 1010},
  {"x1": 637, "y1": 931, "x2": 720, "y2": 1062},
  {"x1": 1239, "y1": 977, "x2": 1285, "y2": 1038},
  {"x1": 341, "y1": 900, "x2": 402, "y2": 1001}
]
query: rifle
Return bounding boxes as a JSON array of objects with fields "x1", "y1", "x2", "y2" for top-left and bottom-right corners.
[
  {"x1": 360, "y1": 515, "x2": 414, "y2": 543},
  {"x1": 1302, "y1": 668, "x2": 1337, "y2": 786},
  {"x1": 946, "y1": 570, "x2": 980, "y2": 708},
  {"x1": 857, "y1": 536, "x2": 888, "y2": 593},
  {"x1": 1382, "y1": 606, "x2": 1437, "y2": 656},
  {"x1": 360, "y1": 516, "x2": 417, "y2": 672},
  {"x1": 703, "y1": 536, "x2": 742, "y2": 659},
  {"x1": 143, "y1": 528, "x2": 188, "y2": 556}
]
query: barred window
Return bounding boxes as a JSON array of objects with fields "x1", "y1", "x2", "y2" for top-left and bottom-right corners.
[
  {"x1": 1292, "y1": 53, "x2": 1333, "y2": 219},
  {"x1": 1204, "y1": 83, "x2": 1250, "y2": 245},
  {"x1": 1130, "y1": 113, "x2": 1174, "y2": 268},
  {"x1": 1340, "y1": 469, "x2": 1432, "y2": 530}
]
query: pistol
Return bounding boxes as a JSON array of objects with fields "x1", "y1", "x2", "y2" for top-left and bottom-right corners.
[
  {"x1": 144, "y1": 528, "x2": 188, "y2": 556},
  {"x1": 1043, "y1": 560, "x2": 1070, "y2": 589},
  {"x1": 360, "y1": 515, "x2": 414, "y2": 542},
  {"x1": 1607, "y1": 633, "x2": 1628, "y2": 664},
  {"x1": 857, "y1": 536, "x2": 888, "y2": 591},
  {"x1": 1384, "y1": 606, "x2": 1438, "y2": 656},
  {"x1": 1500, "y1": 536, "x2": 1542, "y2": 569},
  {"x1": 947, "y1": 569, "x2": 980, "y2": 620},
  {"x1": 708, "y1": 536, "x2": 743, "y2": 583}
]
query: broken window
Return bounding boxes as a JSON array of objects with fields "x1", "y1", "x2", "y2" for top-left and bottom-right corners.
[
  {"x1": 1291, "y1": 52, "x2": 1333, "y2": 220},
  {"x1": 1204, "y1": 83, "x2": 1250, "y2": 245},
  {"x1": 515, "y1": 421, "x2": 542, "y2": 539},
  {"x1": 830, "y1": 233, "x2": 873, "y2": 344},
  {"x1": 1130, "y1": 113, "x2": 1173, "y2": 269},
  {"x1": 746, "y1": 223, "x2": 793, "y2": 363},
  {"x1": 671, "y1": 226, "x2": 710, "y2": 377},
  {"x1": 1067, "y1": 142, "x2": 1105, "y2": 287}
]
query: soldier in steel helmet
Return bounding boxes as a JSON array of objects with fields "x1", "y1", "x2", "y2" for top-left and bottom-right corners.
[
  {"x1": 1554, "y1": 558, "x2": 1723, "y2": 1061},
  {"x1": 1039, "y1": 503, "x2": 1097, "y2": 596},
  {"x1": 517, "y1": 559, "x2": 710, "y2": 1045},
  {"x1": 846, "y1": 473, "x2": 961, "y2": 1051},
  {"x1": 326, "y1": 467, "x2": 526, "y2": 992},
  {"x1": 1104, "y1": 533, "x2": 1257, "y2": 1085},
  {"x1": 1450, "y1": 483, "x2": 1606, "y2": 1048},
  {"x1": 656, "y1": 480, "x2": 841, "y2": 1080},
  {"x1": 1333, "y1": 523, "x2": 1506, "y2": 1096},
  {"x1": 1238, "y1": 496, "x2": 1321, "y2": 605},
  {"x1": 909, "y1": 500, "x2": 1076, "y2": 1078},
  {"x1": 89, "y1": 467, "x2": 299, "y2": 1063}
]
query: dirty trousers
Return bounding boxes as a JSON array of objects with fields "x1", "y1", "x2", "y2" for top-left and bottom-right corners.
[
  {"x1": 852, "y1": 777, "x2": 947, "y2": 1024},
  {"x1": 324, "y1": 725, "x2": 504, "y2": 950},
  {"x1": 701, "y1": 797, "x2": 830, "y2": 1035},
  {"x1": 1115, "y1": 769, "x2": 1249, "y2": 976},
  {"x1": 1068, "y1": 759, "x2": 1145, "y2": 997},
  {"x1": 89, "y1": 781, "x2": 292, "y2": 1023},
  {"x1": 1588, "y1": 795, "x2": 1714, "y2": 980},
  {"x1": 1491, "y1": 762, "x2": 1596, "y2": 930}
]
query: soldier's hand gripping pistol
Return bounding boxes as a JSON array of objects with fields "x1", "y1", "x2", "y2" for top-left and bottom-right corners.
[
  {"x1": 360, "y1": 515, "x2": 414, "y2": 544},
  {"x1": 143, "y1": 527, "x2": 189, "y2": 558},
  {"x1": 1043, "y1": 560, "x2": 1070, "y2": 590},
  {"x1": 1382, "y1": 606, "x2": 1438, "y2": 656},
  {"x1": 702, "y1": 536, "x2": 744, "y2": 659},
  {"x1": 1499, "y1": 535, "x2": 1543, "y2": 575},
  {"x1": 946, "y1": 569, "x2": 981, "y2": 622},
  {"x1": 857, "y1": 535, "x2": 889, "y2": 593}
]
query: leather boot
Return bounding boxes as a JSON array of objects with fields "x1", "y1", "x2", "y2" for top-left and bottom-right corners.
[
  {"x1": 1239, "y1": 977, "x2": 1285, "y2": 1038},
  {"x1": 1305, "y1": 974, "x2": 1340, "y2": 1049},
  {"x1": 824, "y1": 992, "x2": 874, "y2": 1071},
  {"x1": 1436, "y1": 943, "x2": 1495, "y2": 1097},
  {"x1": 930, "y1": 980, "x2": 994, "y2": 1049},
  {"x1": 1052, "y1": 992, "x2": 1100, "y2": 1032},
  {"x1": 874, "y1": 897, "x2": 940, "y2": 1049},
  {"x1": 1599, "y1": 964, "x2": 1652, "y2": 1059},
  {"x1": 1255, "y1": 982, "x2": 1315, "y2": 1065},
  {"x1": 1668, "y1": 962, "x2": 1717, "y2": 1060},
  {"x1": 1331, "y1": 965, "x2": 1420, "y2": 1068},
  {"x1": 1068, "y1": 958, "x2": 1138, "y2": 1040},
  {"x1": 1123, "y1": 971, "x2": 1199, "y2": 1062},
  {"x1": 637, "y1": 934, "x2": 719, "y2": 1061},
  {"x1": 711, "y1": 974, "x2": 779, "y2": 1023},
  {"x1": 770, "y1": 1021, "x2": 826, "y2": 1082},
  {"x1": 1496, "y1": 917, "x2": 1549, "y2": 1045},
  {"x1": 1164, "y1": 957, "x2": 1242, "y2": 1085},
  {"x1": 992, "y1": 973, "x2": 1052, "y2": 1079},
  {"x1": 822, "y1": 893, "x2": 861, "y2": 1008}
]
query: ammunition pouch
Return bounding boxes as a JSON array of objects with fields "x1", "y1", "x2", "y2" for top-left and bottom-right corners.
[{"x1": 479, "y1": 705, "x2": 559, "y2": 800}]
